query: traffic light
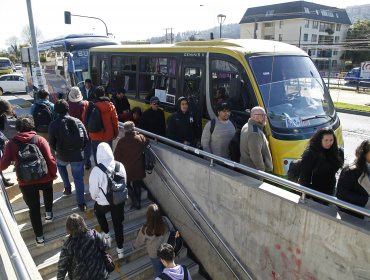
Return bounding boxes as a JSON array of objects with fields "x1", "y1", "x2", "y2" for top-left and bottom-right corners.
[{"x1": 64, "y1": 11, "x2": 71, "y2": 24}]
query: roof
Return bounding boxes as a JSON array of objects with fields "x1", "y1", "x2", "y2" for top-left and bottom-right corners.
[
  {"x1": 91, "y1": 39, "x2": 307, "y2": 56},
  {"x1": 239, "y1": 1, "x2": 351, "y2": 25}
]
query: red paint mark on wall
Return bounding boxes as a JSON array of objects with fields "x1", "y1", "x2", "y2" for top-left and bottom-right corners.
[{"x1": 260, "y1": 245, "x2": 317, "y2": 280}]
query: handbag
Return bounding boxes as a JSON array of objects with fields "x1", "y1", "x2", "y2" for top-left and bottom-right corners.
[
  {"x1": 100, "y1": 250, "x2": 115, "y2": 273},
  {"x1": 143, "y1": 144, "x2": 156, "y2": 174}
]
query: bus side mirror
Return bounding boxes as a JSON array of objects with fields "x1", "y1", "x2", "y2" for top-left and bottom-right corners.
[{"x1": 64, "y1": 11, "x2": 71, "y2": 24}]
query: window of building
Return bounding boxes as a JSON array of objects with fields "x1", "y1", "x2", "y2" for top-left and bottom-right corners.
[
  {"x1": 313, "y1": 21, "x2": 319, "y2": 29},
  {"x1": 264, "y1": 22, "x2": 274, "y2": 27},
  {"x1": 336, "y1": 24, "x2": 341, "y2": 31},
  {"x1": 303, "y1": 34, "x2": 308, "y2": 42},
  {"x1": 279, "y1": 21, "x2": 284, "y2": 28},
  {"x1": 264, "y1": 35, "x2": 275, "y2": 40},
  {"x1": 332, "y1": 60, "x2": 337, "y2": 68},
  {"x1": 309, "y1": 49, "x2": 316, "y2": 55},
  {"x1": 311, "y1": 34, "x2": 317, "y2": 42},
  {"x1": 279, "y1": 34, "x2": 283, "y2": 41},
  {"x1": 304, "y1": 7, "x2": 310, "y2": 13},
  {"x1": 333, "y1": 49, "x2": 338, "y2": 55},
  {"x1": 266, "y1": 10, "x2": 274, "y2": 16},
  {"x1": 334, "y1": 36, "x2": 340, "y2": 43},
  {"x1": 304, "y1": 19, "x2": 310, "y2": 28},
  {"x1": 319, "y1": 22, "x2": 325, "y2": 32}
]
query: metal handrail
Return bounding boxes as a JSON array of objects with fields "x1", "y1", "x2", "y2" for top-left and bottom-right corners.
[
  {"x1": 0, "y1": 178, "x2": 16, "y2": 221},
  {"x1": 128, "y1": 126, "x2": 370, "y2": 218},
  {"x1": 0, "y1": 186, "x2": 32, "y2": 280}
]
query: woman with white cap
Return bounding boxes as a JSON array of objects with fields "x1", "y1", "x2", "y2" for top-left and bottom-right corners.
[{"x1": 68, "y1": 86, "x2": 92, "y2": 169}]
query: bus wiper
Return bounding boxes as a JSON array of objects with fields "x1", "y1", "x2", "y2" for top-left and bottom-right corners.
[{"x1": 301, "y1": 114, "x2": 334, "y2": 122}]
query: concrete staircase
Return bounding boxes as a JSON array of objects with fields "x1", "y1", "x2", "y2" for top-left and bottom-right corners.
[{"x1": 4, "y1": 164, "x2": 206, "y2": 280}]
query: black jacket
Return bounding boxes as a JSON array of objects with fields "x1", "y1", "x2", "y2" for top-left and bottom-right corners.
[
  {"x1": 57, "y1": 229, "x2": 109, "y2": 280},
  {"x1": 140, "y1": 108, "x2": 166, "y2": 137},
  {"x1": 112, "y1": 95, "x2": 130, "y2": 114},
  {"x1": 167, "y1": 110, "x2": 200, "y2": 146},
  {"x1": 48, "y1": 114, "x2": 88, "y2": 162},
  {"x1": 298, "y1": 148, "x2": 343, "y2": 196},
  {"x1": 337, "y1": 166, "x2": 370, "y2": 219}
]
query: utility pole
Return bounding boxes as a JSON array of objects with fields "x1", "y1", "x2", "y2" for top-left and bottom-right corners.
[
  {"x1": 164, "y1": 28, "x2": 173, "y2": 44},
  {"x1": 26, "y1": 0, "x2": 45, "y2": 91}
]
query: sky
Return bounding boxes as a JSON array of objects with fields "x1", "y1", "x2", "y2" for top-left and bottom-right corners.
[{"x1": 1, "y1": 0, "x2": 369, "y2": 50}]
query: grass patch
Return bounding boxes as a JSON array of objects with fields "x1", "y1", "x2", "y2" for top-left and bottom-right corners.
[{"x1": 334, "y1": 102, "x2": 370, "y2": 113}]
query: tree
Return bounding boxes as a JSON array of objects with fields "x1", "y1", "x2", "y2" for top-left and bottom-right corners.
[
  {"x1": 5, "y1": 36, "x2": 21, "y2": 61},
  {"x1": 341, "y1": 20, "x2": 370, "y2": 64},
  {"x1": 21, "y1": 25, "x2": 43, "y2": 45}
]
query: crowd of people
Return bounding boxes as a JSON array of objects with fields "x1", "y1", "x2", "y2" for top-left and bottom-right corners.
[{"x1": 0, "y1": 78, "x2": 369, "y2": 279}]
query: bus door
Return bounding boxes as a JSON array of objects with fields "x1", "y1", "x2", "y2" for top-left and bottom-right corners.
[{"x1": 181, "y1": 58, "x2": 206, "y2": 129}]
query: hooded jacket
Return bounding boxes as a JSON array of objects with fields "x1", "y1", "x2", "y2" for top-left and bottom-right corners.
[
  {"x1": 68, "y1": 100, "x2": 89, "y2": 122},
  {"x1": 155, "y1": 265, "x2": 192, "y2": 280},
  {"x1": 0, "y1": 131, "x2": 57, "y2": 187},
  {"x1": 166, "y1": 105, "x2": 200, "y2": 146},
  {"x1": 89, "y1": 142, "x2": 127, "y2": 206},
  {"x1": 87, "y1": 97, "x2": 119, "y2": 142}
]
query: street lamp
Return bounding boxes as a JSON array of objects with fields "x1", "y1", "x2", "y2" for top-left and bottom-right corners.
[
  {"x1": 64, "y1": 11, "x2": 109, "y2": 36},
  {"x1": 217, "y1": 14, "x2": 226, "y2": 38}
]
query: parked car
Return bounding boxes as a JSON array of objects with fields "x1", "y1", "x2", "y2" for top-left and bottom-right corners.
[
  {"x1": 0, "y1": 73, "x2": 26, "y2": 95},
  {"x1": 15, "y1": 64, "x2": 22, "y2": 70}
]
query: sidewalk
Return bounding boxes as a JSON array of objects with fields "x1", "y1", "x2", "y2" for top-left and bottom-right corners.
[{"x1": 329, "y1": 87, "x2": 370, "y2": 106}]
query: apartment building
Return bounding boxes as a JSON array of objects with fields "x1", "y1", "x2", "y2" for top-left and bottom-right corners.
[{"x1": 239, "y1": 1, "x2": 351, "y2": 71}]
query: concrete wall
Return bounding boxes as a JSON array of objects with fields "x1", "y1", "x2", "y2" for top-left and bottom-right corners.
[{"x1": 144, "y1": 142, "x2": 370, "y2": 280}]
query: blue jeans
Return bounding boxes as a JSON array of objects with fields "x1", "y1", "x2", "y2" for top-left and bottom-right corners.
[
  {"x1": 91, "y1": 140, "x2": 112, "y2": 165},
  {"x1": 57, "y1": 159, "x2": 85, "y2": 205},
  {"x1": 84, "y1": 139, "x2": 92, "y2": 166},
  {"x1": 150, "y1": 257, "x2": 164, "y2": 277}
]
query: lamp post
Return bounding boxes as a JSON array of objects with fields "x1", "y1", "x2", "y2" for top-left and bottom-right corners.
[
  {"x1": 64, "y1": 11, "x2": 110, "y2": 36},
  {"x1": 217, "y1": 14, "x2": 226, "y2": 38}
]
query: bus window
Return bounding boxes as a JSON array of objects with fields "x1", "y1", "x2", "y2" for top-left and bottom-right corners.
[
  {"x1": 210, "y1": 58, "x2": 252, "y2": 126},
  {"x1": 100, "y1": 58, "x2": 110, "y2": 87},
  {"x1": 91, "y1": 54, "x2": 99, "y2": 87},
  {"x1": 138, "y1": 56, "x2": 177, "y2": 103},
  {"x1": 111, "y1": 55, "x2": 137, "y2": 98}
]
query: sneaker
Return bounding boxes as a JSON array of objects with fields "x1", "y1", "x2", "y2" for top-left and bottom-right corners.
[
  {"x1": 116, "y1": 247, "x2": 124, "y2": 259},
  {"x1": 45, "y1": 212, "x2": 53, "y2": 223},
  {"x1": 78, "y1": 203, "x2": 87, "y2": 212},
  {"x1": 104, "y1": 232, "x2": 112, "y2": 248},
  {"x1": 63, "y1": 189, "x2": 72, "y2": 196},
  {"x1": 36, "y1": 236, "x2": 45, "y2": 247}
]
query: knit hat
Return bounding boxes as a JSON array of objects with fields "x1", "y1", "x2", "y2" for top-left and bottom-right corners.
[
  {"x1": 123, "y1": 121, "x2": 135, "y2": 132},
  {"x1": 68, "y1": 87, "x2": 83, "y2": 103},
  {"x1": 150, "y1": 96, "x2": 159, "y2": 103}
]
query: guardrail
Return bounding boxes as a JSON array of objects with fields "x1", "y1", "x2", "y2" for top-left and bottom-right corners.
[
  {"x1": 130, "y1": 126, "x2": 370, "y2": 218},
  {"x1": 0, "y1": 179, "x2": 33, "y2": 280}
]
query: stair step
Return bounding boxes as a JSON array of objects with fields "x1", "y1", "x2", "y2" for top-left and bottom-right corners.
[
  {"x1": 14, "y1": 188, "x2": 149, "y2": 224},
  {"x1": 23, "y1": 199, "x2": 152, "y2": 250}
]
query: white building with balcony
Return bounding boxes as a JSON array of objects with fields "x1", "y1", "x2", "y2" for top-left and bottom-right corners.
[{"x1": 239, "y1": 1, "x2": 352, "y2": 71}]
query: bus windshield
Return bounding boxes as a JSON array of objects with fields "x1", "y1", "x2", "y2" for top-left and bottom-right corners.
[{"x1": 249, "y1": 56, "x2": 335, "y2": 129}]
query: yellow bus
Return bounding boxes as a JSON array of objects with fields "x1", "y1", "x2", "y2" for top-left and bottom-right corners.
[
  {"x1": 0, "y1": 57, "x2": 15, "y2": 76},
  {"x1": 89, "y1": 39, "x2": 343, "y2": 176}
]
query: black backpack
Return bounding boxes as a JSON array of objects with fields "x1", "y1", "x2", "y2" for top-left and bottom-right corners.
[
  {"x1": 228, "y1": 129, "x2": 241, "y2": 163},
  {"x1": 159, "y1": 265, "x2": 188, "y2": 280},
  {"x1": 33, "y1": 103, "x2": 53, "y2": 133},
  {"x1": 14, "y1": 135, "x2": 48, "y2": 182},
  {"x1": 97, "y1": 162, "x2": 128, "y2": 205},
  {"x1": 143, "y1": 144, "x2": 156, "y2": 173},
  {"x1": 287, "y1": 159, "x2": 302, "y2": 183},
  {"x1": 85, "y1": 102, "x2": 104, "y2": 133},
  {"x1": 58, "y1": 116, "x2": 85, "y2": 151}
]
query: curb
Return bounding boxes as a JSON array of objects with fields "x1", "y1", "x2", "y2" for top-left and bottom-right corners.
[{"x1": 336, "y1": 107, "x2": 370, "y2": 117}]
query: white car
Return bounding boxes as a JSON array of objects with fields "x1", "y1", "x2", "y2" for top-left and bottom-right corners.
[{"x1": 0, "y1": 73, "x2": 26, "y2": 95}]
